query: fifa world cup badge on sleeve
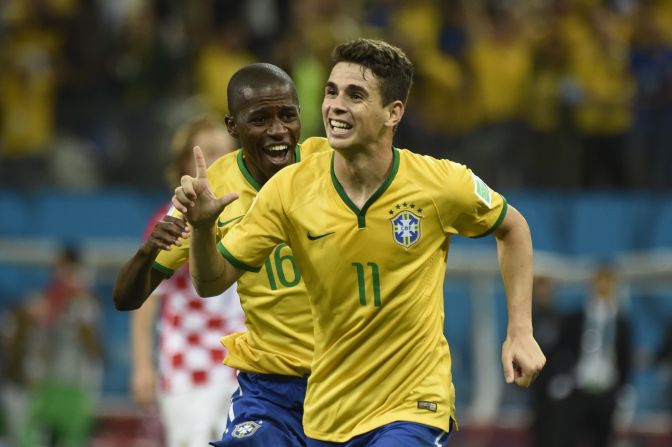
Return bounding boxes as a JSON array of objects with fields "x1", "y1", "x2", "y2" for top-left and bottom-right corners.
[
  {"x1": 473, "y1": 174, "x2": 493, "y2": 208},
  {"x1": 390, "y1": 202, "x2": 423, "y2": 248}
]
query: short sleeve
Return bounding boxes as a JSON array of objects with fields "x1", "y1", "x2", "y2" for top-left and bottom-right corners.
[
  {"x1": 438, "y1": 161, "x2": 508, "y2": 238},
  {"x1": 218, "y1": 174, "x2": 290, "y2": 271}
]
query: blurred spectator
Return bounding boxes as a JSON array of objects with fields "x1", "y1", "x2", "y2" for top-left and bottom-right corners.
[
  {"x1": 130, "y1": 116, "x2": 245, "y2": 447},
  {"x1": 628, "y1": 1, "x2": 672, "y2": 189},
  {"x1": 196, "y1": 20, "x2": 256, "y2": 116},
  {"x1": 526, "y1": 3, "x2": 581, "y2": 189},
  {"x1": 389, "y1": 0, "x2": 476, "y2": 156},
  {"x1": 21, "y1": 245, "x2": 104, "y2": 447},
  {"x1": 274, "y1": 31, "x2": 328, "y2": 141},
  {"x1": 243, "y1": 0, "x2": 291, "y2": 60},
  {"x1": 567, "y1": 5, "x2": 635, "y2": 189},
  {"x1": 1, "y1": 0, "x2": 671, "y2": 191},
  {"x1": 0, "y1": 5, "x2": 62, "y2": 188},
  {"x1": 529, "y1": 275, "x2": 565, "y2": 447},
  {"x1": 543, "y1": 264, "x2": 633, "y2": 447},
  {"x1": 462, "y1": 1, "x2": 535, "y2": 188},
  {"x1": 0, "y1": 301, "x2": 36, "y2": 446},
  {"x1": 654, "y1": 323, "x2": 672, "y2": 415},
  {"x1": 294, "y1": 0, "x2": 362, "y2": 59}
]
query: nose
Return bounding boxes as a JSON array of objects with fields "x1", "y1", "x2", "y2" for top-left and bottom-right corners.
[
  {"x1": 324, "y1": 92, "x2": 346, "y2": 114},
  {"x1": 267, "y1": 117, "x2": 287, "y2": 137}
]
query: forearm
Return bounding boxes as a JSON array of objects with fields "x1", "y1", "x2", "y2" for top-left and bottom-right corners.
[
  {"x1": 189, "y1": 224, "x2": 237, "y2": 297},
  {"x1": 113, "y1": 242, "x2": 160, "y2": 311},
  {"x1": 495, "y1": 209, "x2": 534, "y2": 336},
  {"x1": 131, "y1": 298, "x2": 158, "y2": 407}
]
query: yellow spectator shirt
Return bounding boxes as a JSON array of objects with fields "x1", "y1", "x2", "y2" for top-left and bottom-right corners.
[
  {"x1": 219, "y1": 139, "x2": 508, "y2": 441},
  {"x1": 154, "y1": 138, "x2": 329, "y2": 377}
]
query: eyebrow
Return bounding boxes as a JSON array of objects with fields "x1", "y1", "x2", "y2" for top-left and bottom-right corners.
[
  {"x1": 247, "y1": 104, "x2": 299, "y2": 115},
  {"x1": 325, "y1": 81, "x2": 369, "y2": 97}
]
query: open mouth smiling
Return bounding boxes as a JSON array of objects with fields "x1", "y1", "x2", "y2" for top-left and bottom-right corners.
[
  {"x1": 329, "y1": 119, "x2": 352, "y2": 134},
  {"x1": 263, "y1": 143, "x2": 291, "y2": 162}
]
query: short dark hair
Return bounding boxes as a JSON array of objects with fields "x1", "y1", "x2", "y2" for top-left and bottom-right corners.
[
  {"x1": 331, "y1": 39, "x2": 414, "y2": 106},
  {"x1": 227, "y1": 63, "x2": 298, "y2": 115},
  {"x1": 58, "y1": 244, "x2": 82, "y2": 266}
]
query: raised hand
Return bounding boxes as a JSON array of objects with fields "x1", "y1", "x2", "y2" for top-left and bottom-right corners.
[
  {"x1": 501, "y1": 332, "x2": 546, "y2": 388},
  {"x1": 172, "y1": 146, "x2": 239, "y2": 228}
]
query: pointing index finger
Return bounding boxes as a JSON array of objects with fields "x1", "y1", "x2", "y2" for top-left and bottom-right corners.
[{"x1": 193, "y1": 146, "x2": 208, "y2": 179}]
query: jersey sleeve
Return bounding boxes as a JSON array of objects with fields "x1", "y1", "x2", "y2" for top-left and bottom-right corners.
[
  {"x1": 218, "y1": 174, "x2": 290, "y2": 272},
  {"x1": 438, "y1": 161, "x2": 508, "y2": 238},
  {"x1": 153, "y1": 206, "x2": 189, "y2": 277}
]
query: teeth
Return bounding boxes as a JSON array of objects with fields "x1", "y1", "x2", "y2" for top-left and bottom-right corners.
[
  {"x1": 267, "y1": 145, "x2": 288, "y2": 152},
  {"x1": 330, "y1": 119, "x2": 351, "y2": 129}
]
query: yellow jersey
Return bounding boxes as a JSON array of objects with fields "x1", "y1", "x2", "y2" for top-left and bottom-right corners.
[
  {"x1": 154, "y1": 139, "x2": 329, "y2": 377},
  {"x1": 219, "y1": 138, "x2": 508, "y2": 441}
]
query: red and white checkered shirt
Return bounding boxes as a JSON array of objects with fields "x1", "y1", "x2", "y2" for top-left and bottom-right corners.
[{"x1": 146, "y1": 207, "x2": 245, "y2": 394}]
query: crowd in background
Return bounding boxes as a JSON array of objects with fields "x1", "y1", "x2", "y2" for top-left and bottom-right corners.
[
  {"x1": 1, "y1": 0, "x2": 672, "y2": 191},
  {"x1": 1, "y1": 246, "x2": 103, "y2": 446}
]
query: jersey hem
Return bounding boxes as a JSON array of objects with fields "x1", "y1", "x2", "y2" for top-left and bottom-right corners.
[{"x1": 304, "y1": 414, "x2": 454, "y2": 443}]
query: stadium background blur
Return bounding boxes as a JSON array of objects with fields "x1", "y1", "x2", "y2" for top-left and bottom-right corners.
[{"x1": 1, "y1": 0, "x2": 671, "y2": 446}]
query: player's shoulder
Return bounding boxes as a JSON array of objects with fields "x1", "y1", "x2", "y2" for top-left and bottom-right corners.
[
  {"x1": 207, "y1": 149, "x2": 246, "y2": 192},
  {"x1": 266, "y1": 148, "x2": 330, "y2": 195},
  {"x1": 396, "y1": 147, "x2": 468, "y2": 179},
  {"x1": 299, "y1": 136, "x2": 332, "y2": 158},
  {"x1": 207, "y1": 149, "x2": 240, "y2": 176}
]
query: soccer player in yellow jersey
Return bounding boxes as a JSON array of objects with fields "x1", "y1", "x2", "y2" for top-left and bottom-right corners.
[
  {"x1": 174, "y1": 40, "x2": 546, "y2": 446},
  {"x1": 114, "y1": 64, "x2": 330, "y2": 446}
]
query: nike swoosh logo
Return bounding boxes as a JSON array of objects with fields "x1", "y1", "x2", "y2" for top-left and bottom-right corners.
[
  {"x1": 217, "y1": 215, "x2": 244, "y2": 228},
  {"x1": 307, "y1": 231, "x2": 335, "y2": 241}
]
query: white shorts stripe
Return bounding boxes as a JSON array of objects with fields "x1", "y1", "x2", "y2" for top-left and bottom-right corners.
[{"x1": 434, "y1": 431, "x2": 448, "y2": 446}]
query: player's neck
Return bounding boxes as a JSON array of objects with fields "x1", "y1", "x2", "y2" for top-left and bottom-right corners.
[{"x1": 333, "y1": 143, "x2": 394, "y2": 209}]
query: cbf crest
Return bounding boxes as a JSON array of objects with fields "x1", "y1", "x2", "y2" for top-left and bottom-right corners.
[
  {"x1": 232, "y1": 420, "x2": 261, "y2": 438},
  {"x1": 389, "y1": 202, "x2": 423, "y2": 248}
]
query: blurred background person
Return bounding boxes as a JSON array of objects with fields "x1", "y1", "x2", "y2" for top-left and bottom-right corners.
[
  {"x1": 653, "y1": 321, "x2": 672, "y2": 429},
  {"x1": 566, "y1": 4, "x2": 635, "y2": 189},
  {"x1": 0, "y1": 300, "x2": 37, "y2": 447},
  {"x1": 628, "y1": 0, "x2": 672, "y2": 189},
  {"x1": 529, "y1": 275, "x2": 565, "y2": 447},
  {"x1": 0, "y1": 3, "x2": 61, "y2": 189},
  {"x1": 129, "y1": 116, "x2": 245, "y2": 447},
  {"x1": 20, "y1": 245, "x2": 104, "y2": 447},
  {"x1": 550, "y1": 263, "x2": 633, "y2": 447}
]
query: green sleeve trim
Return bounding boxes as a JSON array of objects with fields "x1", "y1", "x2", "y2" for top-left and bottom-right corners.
[
  {"x1": 217, "y1": 242, "x2": 261, "y2": 273},
  {"x1": 152, "y1": 262, "x2": 174, "y2": 277},
  {"x1": 472, "y1": 198, "x2": 508, "y2": 239}
]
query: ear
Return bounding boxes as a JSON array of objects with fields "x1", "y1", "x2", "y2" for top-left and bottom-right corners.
[
  {"x1": 224, "y1": 115, "x2": 238, "y2": 138},
  {"x1": 384, "y1": 100, "x2": 405, "y2": 129}
]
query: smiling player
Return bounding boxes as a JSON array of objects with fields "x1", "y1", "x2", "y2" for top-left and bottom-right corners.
[
  {"x1": 114, "y1": 63, "x2": 330, "y2": 446},
  {"x1": 175, "y1": 40, "x2": 545, "y2": 447}
]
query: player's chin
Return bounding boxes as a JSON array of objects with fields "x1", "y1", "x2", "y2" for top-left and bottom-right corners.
[{"x1": 326, "y1": 133, "x2": 352, "y2": 150}]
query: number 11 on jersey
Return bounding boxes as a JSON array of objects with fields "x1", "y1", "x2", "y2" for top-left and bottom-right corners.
[{"x1": 352, "y1": 262, "x2": 381, "y2": 306}]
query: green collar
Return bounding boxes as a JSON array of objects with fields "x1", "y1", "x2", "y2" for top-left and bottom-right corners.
[
  {"x1": 237, "y1": 145, "x2": 301, "y2": 191},
  {"x1": 330, "y1": 147, "x2": 400, "y2": 228}
]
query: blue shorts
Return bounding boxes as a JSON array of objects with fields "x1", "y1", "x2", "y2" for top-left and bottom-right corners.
[
  {"x1": 209, "y1": 372, "x2": 308, "y2": 447},
  {"x1": 306, "y1": 420, "x2": 453, "y2": 447}
]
